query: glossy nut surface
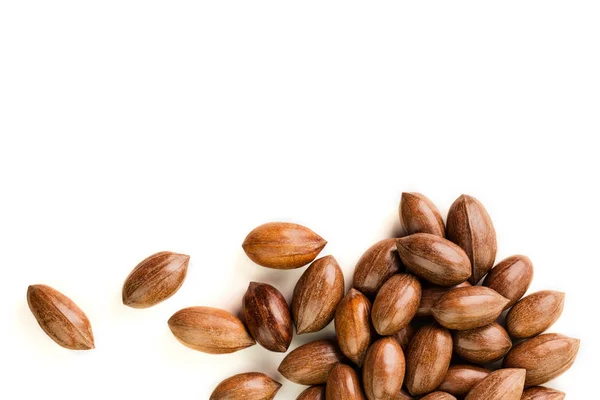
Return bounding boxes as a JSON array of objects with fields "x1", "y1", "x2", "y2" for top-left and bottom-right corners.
[
  {"x1": 446, "y1": 194, "x2": 497, "y2": 285},
  {"x1": 417, "y1": 281, "x2": 471, "y2": 318},
  {"x1": 242, "y1": 222, "x2": 326, "y2": 269},
  {"x1": 209, "y1": 372, "x2": 281, "y2": 400},
  {"x1": 293, "y1": 255, "x2": 344, "y2": 334},
  {"x1": 278, "y1": 339, "x2": 345, "y2": 385},
  {"x1": 432, "y1": 286, "x2": 509, "y2": 330},
  {"x1": 397, "y1": 233, "x2": 471, "y2": 287},
  {"x1": 405, "y1": 324, "x2": 453, "y2": 396},
  {"x1": 464, "y1": 368, "x2": 525, "y2": 400},
  {"x1": 503, "y1": 333, "x2": 580, "y2": 387},
  {"x1": 326, "y1": 364, "x2": 366, "y2": 400},
  {"x1": 437, "y1": 364, "x2": 490, "y2": 397},
  {"x1": 399, "y1": 192, "x2": 445, "y2": 237},
  {"x1": 453, "y1": 323, "x2": 512, "y2": 364},
  {"x1": 371, "y1": 273, "x2": 421, "y2": 335},
  {"x1": 506, "y1": 291, "x2": 565, "y2": 339},
  {"x1": 243, "y1": 282, "x2": 293, "y2": 352},
  {"x1": 335, "y1": 288, "x2": 372, "y2": 366},
  {"x1": 353, "y1": 239, "x2": 403, "y2": 298},
  {"x1": 27, "y1": 284, "x2": 95, "y2": 350},
  {"x1": 362, "y1": 337, "x2": 406, "y2": 400},
  {"x1": 482, "y1": 255, "x2": 533, "y2": 309}
]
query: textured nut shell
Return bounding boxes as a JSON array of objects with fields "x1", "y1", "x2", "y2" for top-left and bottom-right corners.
[
  {"x1": 122, "y1": 251, "x2": 189, "y2": 308},
  {"x1": 242, "y1": 222, "x2": 326, "y2": 269},
  {"x1": 482, "y1": 255, "x2": 533, "y2": 309},
  {"x1": 521, "y1": 386, "x2": 566, "y2": 400},
  {"x1": 503, "y1": 333, "x2": 580, "y2": 387},
  {"x1": 405, "y1": 324, "x2": 453, "y2": 396},
  {"x1": 506, "y1": 291, "x2": 565, "y2": 339},
  {"x1": 362, "y1": 337, "x2": 406, "y2": 400},
  {"x1": 353, "y1": 239, "x2": 403, "y2": 298},
  {"x1": 465, "y1": 368, "x2": 526, "y2": 400},
  {"x1": 400, "y1": 192, "x2": 445, "y2": 237},
  {"x1": 417, "y1": 281, "x2": 471, "y2": 317},
  {"x1": 396, "y1": 234, "x2": 471, "y2": 287},
  {"x1": 432, "y1": 286, "x2": 509, "y2": 330},
  {"x1": 397, "y1": 389, "x2": 414, "y2": 400},
  {"x1": 210, "y1": 372, "x2": 281, "y2": 400},
  {"x1": 27, "y1": 284, "x2": 95, "y2": 350},
  {"x1": 168, "y1": 307, "x2": 255, "y2": 354},
  {"x1": 278, "y1": 339, "x2": 345, "y2": 385},
  {"x1": 420, "y1": 392, "x2": 456, "y2": 400},
  {"x1": 437, "y1": 364, "x2": 490, "y2": 397},
  {"x1": 446, "y1": 194, "x2": 497, "y2": 285},
  {"x1": 326, "y1": 364, "x2": 366, "y2": 400},
  {"x1": 453, "y1": 323, "x2": 512, "y2": 364},
  {"x1": 371, "y1": 274, "x2": 421, "y2": 335},
  {"x1": 394, "y1": 323, "x2": 416, "y2": 352},
  {"x1": 293, "y1": 255, "x2": 344, "y2": 334},
  {"x1": 335, "y1": 288, "x2": 372, "y2": 366},
  {"x1": 296, "y1": 386, "x2": 326, "y2": 400},
  {"x1": 243, "y1": 282, "x2": 293, "y2": 352}
]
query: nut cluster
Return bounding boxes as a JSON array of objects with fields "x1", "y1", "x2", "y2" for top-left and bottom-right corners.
[{"x1": 25, "y1": 193, "x2": 579, "y2": 399}]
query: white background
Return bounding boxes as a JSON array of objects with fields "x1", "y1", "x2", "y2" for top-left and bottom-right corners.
[{"x1": 1, "y1": 1, "x2": 599, "y2": 399}]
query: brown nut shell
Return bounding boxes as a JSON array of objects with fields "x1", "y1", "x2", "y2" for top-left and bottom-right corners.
[
  {"x1": 482, "y1": 255, "x2": 533, "y2": 309},
  {"x1": 503, "y1": 333, "x2": 580, "y2": 387},
  {"x1": 506, "y1": 291, "x2": 565, "y2": 339},
  {"x1": 453, "y1": 323, "x2": 512, "y2": 364},
  {"x1": 465, "y1": 368, "x2": 526, "y2": 400},
  {"x1": 521, "y1": 386, "x2": 566, "y2": 400},
  {"x1": 353, "y1": 239, "x2": 403, "y2": 298},
  {"x1": 278, "y1": 339, "x2": 345, "y2": 385},
  {"x1": 293, "y1": 255, "x2": 345, "y2": 334},
  {"x1": 420, "y1": 392, "x2": 456, "y2": 400},
  {"x1": 209, "y1": 372, "x2": 281, "y2": 400},
  {"x1": 242, "y1": 282, "x2": 293, "y2": 352},
  {"x1": 326, "y1": 364, "x2": 366, "y2": 400},
  {"x1": 399, "y1": 192, "x2": 445, "y2": 237},
  {"x1": 371, "y1": 273, "x2": 421, "y2": 335},
  {"x1": 446, "y1": 194, "x2": 497, "y2": 285},
  {"x1": 432, "y1": 286, "x2": 509, "y2": 331},
  {"x1": 335, "y1": 288, "x2": 372, "y2": 366},
  {"x1": 27, "y1": 284, "x2": 95, "y2": 350},
  {"x1": 242, "y1": 222, "x2": 326, "y2": 269},
  {"x1": 167, "y1": 306, "x2": 255, "y2": 354},
  {"x1": 296, "y1": 386, "x2": 326, "y2": 400},
  {"x1": 396, "y1": 233, "x2": 471, "y2": 287},
  {"x1": 437, "y1": 364, "x2": 490, "y2": 397},
  {"x1": 362, "y1": 337, "x2": 406, "y2": 400},
  {"x1": 417, "y1": 281, "x2": 471, "y2": 318},
  {"x1": 122, "y1": 251, "x2": 189, "y2": 308},
  {"x1": 405, "y1": 324, "x2": 453, "y2": 396}
]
